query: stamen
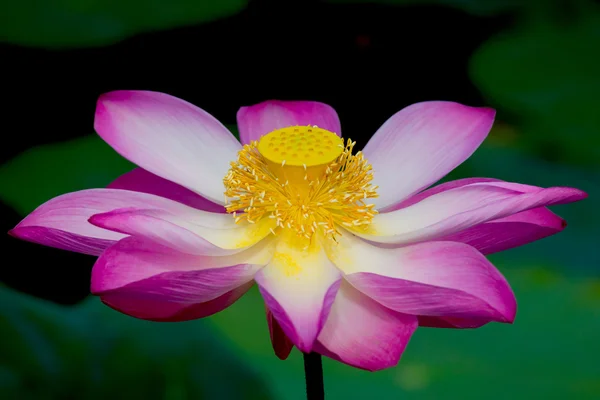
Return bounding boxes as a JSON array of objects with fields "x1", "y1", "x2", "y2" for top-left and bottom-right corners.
[{"x1": 223, "y1": 127, "x2": 378, "y2": 241}]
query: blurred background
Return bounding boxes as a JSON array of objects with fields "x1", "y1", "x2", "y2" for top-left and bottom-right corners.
[{"x1": 1, "y1": 0, "x2": 598, "y2": 398}]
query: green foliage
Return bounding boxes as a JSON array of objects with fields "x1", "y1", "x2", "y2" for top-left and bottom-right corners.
[
  {"x1": 0, "y1": 0, "x2": 248, "y2": 48},
  {"x1": 470, "y1": 0, "x2": 600, "y2": 166},
  {"x1": 0, "y1": 285, "x2": 273, "y2": 399}
]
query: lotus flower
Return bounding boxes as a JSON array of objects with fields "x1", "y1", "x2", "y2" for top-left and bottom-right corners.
[{"x1": 9, "y1": 91, "x2": 586, "y2": 371}]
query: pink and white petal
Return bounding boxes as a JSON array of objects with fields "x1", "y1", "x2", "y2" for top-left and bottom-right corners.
[
  {"x1": 8, "y1": 227, "x2": 116, "y2": 257},
  {"x1": 9, "y1": 188, "x2": 197, "y2": 256},
  {"x1": 254, "y1": 237, "x2": 342, "y2": 353},
  {"x1": 89, "y1": 207, "x2": 275, "y2": 255},
  {"x1": 92, "y1": 237, "x2": 273, "y2": 321},
  {"x1": 92, "y1": 235, "x2": 273, "y2": 294},
  {"x1": 109, "y1": 168, "x2": 225, "y2": 213},
  {"x1": 326, "y1": 233, "x2": 516, "y2": 322},
  {"x1": 89, "y1": 209, "x2": 236, "y2": 256},
  {"x1": 314, "y1": 281, "x2": 418, "y2": 371},
  {"x1": 95, "y1": 90, "x2": 241, "y2": 204},
  {"x1": 266, "y1": 305, "x2": 294, "y2": 360},
  {"x1": 383, "y1": 177, "x2": 501, "y2": 212},
  {"x1": 237, "y1": 100, "x2": 341, "y2": 144},
  {"x1": 102, "y1": 281, "x2": 253, "y2": 322},
  {"x1": 363, "y1": 101, "x2": 495, "y2": 209},
  {"x1": 383, "y1": 178, "x2": 570, "y2": 254},
  {"x1": 356, "y1": 182, "x2": 586, "y2": 245}
]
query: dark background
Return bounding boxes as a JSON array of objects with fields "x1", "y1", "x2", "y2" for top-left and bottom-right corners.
[{"x1": 1, "y1": 0, "x2": 598, "y2": 399}]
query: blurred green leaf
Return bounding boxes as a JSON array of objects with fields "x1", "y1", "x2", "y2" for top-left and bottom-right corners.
[
  {"x1": 0, "y1": 0, "x2": 248, "y2": 48},
  {"x1": 470, "y1": 0, "x2": 600, "y2": 166},
  {"x1": 0, "y1": 125, "x2": 239, "y2": 216},
  {"x1": 0, "y1": 285, "x2": 273, "y2": 399},
  {"x1": 325, "y1": 0, "x2": 523, "y2": 16},
  {"x1": 0, "y1": 135, "x2": 134, "y2": 216}
]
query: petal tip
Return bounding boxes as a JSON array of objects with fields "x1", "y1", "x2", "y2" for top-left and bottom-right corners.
[
  {"x1": 472, "y1": 105, "x2": 496, "y2": 128},
  {"x1": 7, "y1": 228, "x2": 19, "y2": 239},
  {"x1": 94, "y1": 94, "x2": 114, "y2": 133},
  {"x1": 497, "y1": 291, "x2": 517, "y2": 324},
  {"x1": 88, "y1": 207, "x2": 138, "y2": 232},
  {"x1": 7, "y1": 226, "x2": 33, "y2": 241},
  {"x1": 236, "y1": 99, "x2": 341, "y2": 144},
  {"x1": 276, "y1": 351, "x2": 292, "y2": 361},
  {"x1": 97, "y1": 90, "x2": 138, "y2": 105},
  {"x1": 480, "y1": 106, "x2": 496, "y2": 123},
  {"x1": 576, "y1": 189, "x2": 589, "y2": 200},
  {"x1": 87, "y1": 212, "x2": 115, "y2": 232},
  {"x1": 94, "y1": 90, "x2": 149, "y2": 133},
  {"x1": 451, "y1": 102, "x2": 496, "y2": 129},
  {"x1": 554, "y1": 187, "x2": 588, "y2": 204},
  {"x1": 236, "y1": 99, "x2": 282, "y2": 118},
  {"x1": 87, "y1": 213, "x2": 104, "y2": 227}
]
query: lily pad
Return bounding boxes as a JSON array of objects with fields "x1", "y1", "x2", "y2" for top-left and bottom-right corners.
[{"x1": 0, "y1": 0, "x2": 248, "y2": 48}]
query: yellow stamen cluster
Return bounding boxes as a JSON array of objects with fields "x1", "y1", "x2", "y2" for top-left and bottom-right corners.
[{"x1": 223, "y1": 125, "x2": 378, "y2": 242}]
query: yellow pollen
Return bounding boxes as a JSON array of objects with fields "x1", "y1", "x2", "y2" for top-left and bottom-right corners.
[{"x1": 223, "y1": 125, "x2": 378, "y2": 243}]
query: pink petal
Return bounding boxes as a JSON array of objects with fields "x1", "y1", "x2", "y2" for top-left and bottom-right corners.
[
  {"x1": 441, "y1": 208, "x2": 566, "y2": 255},
  {"x1": 102, "y1": 281, "x2": 254, "y2": 322},
  {"x1": 363, "y1": 101, "x2": 495, "y2": 210},
  {"x1": 254, "y1": 239, "x2": 342, "y2": 352},
  {"x1": 108, "y1": 168, "x2": 225, "y2": 213},
  {"x1": 314, "y1": 281, "x2": 418, "y2": 371},
  {"x1": 89, "y1": 207, "x2": 274, "y2": 256},
  {"x1": 91, "y1": 236, "x2": 263, "y2": 293},
  {"x1": 8, "y1": 227, "x2": 116, "y2": 257},
  {"x1": 237, "y1": 100, "x2": 341, "y2": 144},
  {"x1": 386, "y1": 178, "x2": 569, "y2": 254},
  {"x1": 95, "y1": 90, "x2": 241, "y2": 204},
  {"x1": 9, "y1": 188, "x2": 194, "y2": 256},
  {"x1": 357, "y1": 181, "x2": 586, "y2": 245},
  {"x1": 92, "y1": 237, "x2": 268, "y2": 320},
  {"x1": 328, "y1": 234, "x2": 516, "y2": 322},
  {"x1": 266, "y1": 305, "x2": 294, "y2": 360}
]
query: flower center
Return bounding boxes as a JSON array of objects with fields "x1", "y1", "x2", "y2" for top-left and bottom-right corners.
[
  {"x1": 223, "y1": 125, "x2": 378, "y2": 243},
  {"x1": 257, "y1": 126, "x2": 344, "y2": 167}
]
